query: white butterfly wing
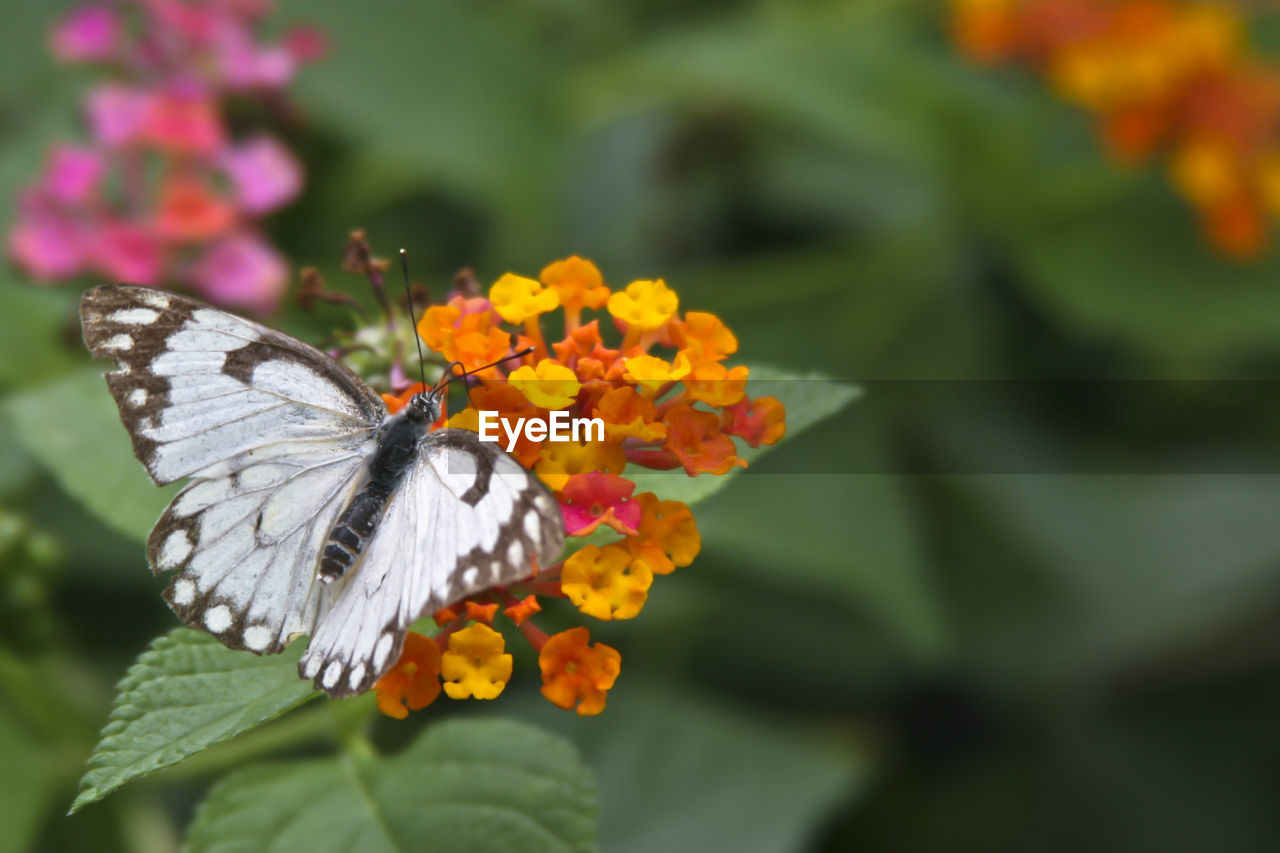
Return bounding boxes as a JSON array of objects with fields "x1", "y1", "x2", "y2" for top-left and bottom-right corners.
[
  {"x1": 81, "y1": 284, "x2": 386, "y2": 653},
  {"x1": 80, "y1": 284, "x2": 385, "y2": 485},
  {"x1": 299, "y1": 429, "x2": 565, "y2": 696}
]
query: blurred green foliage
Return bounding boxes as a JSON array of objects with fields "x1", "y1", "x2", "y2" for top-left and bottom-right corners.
[{"x1": 4, "y1": 0, "x2": 1280, "y2": 851}]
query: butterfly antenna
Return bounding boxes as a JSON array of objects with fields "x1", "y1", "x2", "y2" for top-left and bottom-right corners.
[
  {"x1": 399, "y1": 249, "x2": 429, "y2": 391},
  {"x1": 440, "y1": 346, "x2": 536, "y2": 389}
]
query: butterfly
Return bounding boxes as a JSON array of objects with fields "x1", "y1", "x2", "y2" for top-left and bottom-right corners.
[{"x1": 79, "y1": 284, "x2": 564, "y2": 697}]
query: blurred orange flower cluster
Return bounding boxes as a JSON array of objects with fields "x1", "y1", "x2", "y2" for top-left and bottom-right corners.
[
  {"x1": 373, "y1": 256, "x2": 786, "y2": 718},
  {"x1": 950, "y1": 0, "x2": 1280, "y2": 257}
]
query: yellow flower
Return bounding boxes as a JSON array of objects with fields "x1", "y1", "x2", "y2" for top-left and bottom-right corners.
[
  {"x1": 1258, "y1": 151, "x2": 1280, "y2": 216},
  {"x1": 607, "y1": 279, "x2": 678, "y2": 332},
  {"x1": 541, "y1": 256, "x2": 609, "y2": 314},
  {"x1": 1170, "y1": 139, "x2": 1239, "y2": 205},
  {"x1": 535, "y1": 440, "x2": 626, "y2": 491},
  {"x1": 508, "y1": 359, "x2": 582, "y2": 409},
  {"x1": 441, "y1": 623, "x2": 513, "y2": 700},
  {"x1": 490, "y1": 273, "x2": 559, "y2": 324},
  {"x1": 683, "y1": 360, "x2": 749, "y2": 407},
  {"x1": 562, "y1": 544, "x2": 652, "y2": 620},
  {"x1": 446, "y1": 407, "x2": 480, "y2": 432},
  {"x1": 622, "y1": 352, "x2": 691, "y2": 393}
]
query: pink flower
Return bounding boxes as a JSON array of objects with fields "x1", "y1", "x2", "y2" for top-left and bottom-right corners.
[
  {"x1": 247, "y1": 46, "x2": 295, "y2": 89},
  {"x1": 51, "y1": 4, "x2": 120, "y2": 63},
  {"x1": 219, "y1": 0, "x2": 277, "y2": 22},
  {"x1": 44, "y1": 145, "x2": 105, "y2": 204},
  {"x1": 190, "y1": 232, "x2": 287, "y2": 314},
  {"x1": 560, "y1": 473, "x2": 643, "y2": 537},
  {"x1": 8, "y1": 0, "x2": 319, "y2": 302},
  {"x1": 148, "y1": 0, "x2": 219, "y2": 46},
  {"x1": 86, "y1": 85, "x2": 150, "y2": 147},
  {"x1": 9, "y1": 207, "x2": 86, "y2": 279},
  {"x1": 212, "y1": 25, "x2": 293, "y2": 90},
  {"x1": 91, "y1": 220, "x2": 165, "y2": 285},
  {"x1": 141, "y1": 90, "x2": 225, "y2": 155},
  {"x1": 220, "y1": 136, "x2": 302, "y2": 214}
]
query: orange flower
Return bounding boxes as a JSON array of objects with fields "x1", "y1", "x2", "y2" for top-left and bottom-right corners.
[
  {"x1": 539, "y1": 627, "x2": 621, "y2": 716},
  {"x1": 442, "y1": 312, "x2": 513, "y2": 374},
  {"x1": 1100, "y1": 104, "x2": 1171, "y2": 163},
  {"x1": 441, "y1": 623, "x2": 512, "y2": 700},
  {"x1": 465, "y1": 601, "x2": 499, "y2": 624},
  {"x1": 417, "y1": 296, "x2": 512, "y2": 374},
  {"x1": 673, "y1": 311, "x2": 738, "y2": 362},
  {"x1": 1204, "y1": 194, "x2": 1266, "y2": 258},
  {"x1": 373, "y1": 632, "x2": 441, "y2": 719},
  {"x1": 683, "y1": 360, "x2": 749, "y2": 408},
  {"x1": 950, "y1": 0, "x2": 1020, "y2": 64},
  {"x1": 468, "y1": 382, "x2": 543, "y2": 467},
  {"x1": 593, "y1": 386, "x2": 667, "y2": 442},
  {"x1": 722, "y1": 395, "x2": 787, "y2": 448},
  {"x1": 628, "y1": 492, "x2": 700, "y2": 575},
  {"x1": 541, "y1": 256, "x2": 609, "y2": 324},
  {"x1": 947, "y1": 0, "x2": 1280, "y2": 260},
  {"x1": 561, "y1": 544, "x2": 652, "y2": 620},
  {"x1": 503, "y1": 594, "x2": 542, "y2": 626},
  {"x1": 417, "y1": 303, "x2": 462, "y2": 351},
  {"x1": 664, "y1": 404, "x2": 748, "y2": 476},
  {"x1": 552, "y1": 321, "x2": 619, "y2": 379}
]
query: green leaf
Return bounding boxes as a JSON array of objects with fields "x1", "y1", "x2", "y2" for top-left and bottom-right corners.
[
  {"x1": 186, "y1": 718, "x2": 597, "y2": 853},
  {"x1": 693, "y1": 473, "x2": 948, "y2": 662},
  {"x1": 1010, "y1": 182, "x2": 1280, "y2": 365},
  {"x1": 6, "y1": 368, "x2": 176, "y2": 542},
  {"x1": 0, "y1": 408, "x2": 37, "y2": 499},
  {"x1": 584, "y1": 8, "x2": 940, "y2": 173},
  {"x1": 628, "y1": 364, "x2": 860, "y2": 505},
  {"x1": 295, "y1": 0, "x2": 564, "y2": 259},
  {"x1": 512, "y1": 682, "x2": 867, "y2": 853},
  {"x1": 71, "y1": 629, "x2": 317, "y2": 813},
  {"x1": 0, "y1": 699, "x2": 58, "y2": 853},
  {"x1": 941, "y1": 472, "x2": 1280, "y2": 677},
  {"x1": 0, "y1": 277, "x2": 80, "y2": 389}
]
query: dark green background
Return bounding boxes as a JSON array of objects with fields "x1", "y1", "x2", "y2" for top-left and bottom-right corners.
[{"x1": 3, "y1": 1, "x2": 1280, "y2": 851}]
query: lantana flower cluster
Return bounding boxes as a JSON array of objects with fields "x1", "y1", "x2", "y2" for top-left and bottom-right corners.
[
  {"x1": 369, "y1": 255, "x2": 786, "y2": 718},
  {"x1": 8, "y1": 1, "x2": 326, "y2": 313},
  {"x1": 950, "y1": 0, "x2": 1280, "y2": 258}
]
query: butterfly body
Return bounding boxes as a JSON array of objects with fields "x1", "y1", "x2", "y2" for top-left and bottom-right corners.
[
  {"x1": 319, "y1": 396, "x2": 439, "y2": 584},
  {"x1": 80, "y1": 284, "x2": 564, "y2": 697}
]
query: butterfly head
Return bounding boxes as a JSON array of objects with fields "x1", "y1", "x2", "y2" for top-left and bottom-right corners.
[{"x1": 404, "y1": 389, "x2": 443, "y2": 424}]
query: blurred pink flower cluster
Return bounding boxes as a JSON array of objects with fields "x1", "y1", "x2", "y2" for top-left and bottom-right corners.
[{"x1": 9, "y1": 1, "x2": 326, "y2": 313}]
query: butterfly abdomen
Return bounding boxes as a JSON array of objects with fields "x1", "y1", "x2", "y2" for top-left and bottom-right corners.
[{"x1": 319, "y1": 412, "x2": 425, "y2": 583}]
